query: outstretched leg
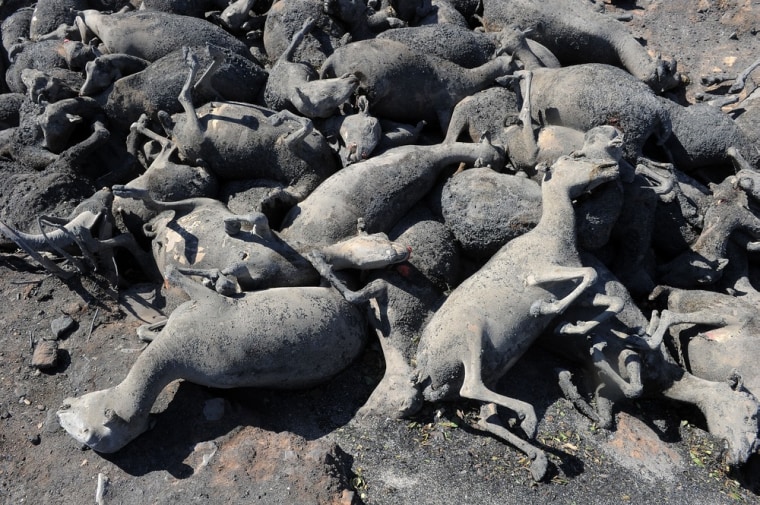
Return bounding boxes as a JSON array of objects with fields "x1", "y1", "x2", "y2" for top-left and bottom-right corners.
[
  {"x1": 175, "y1": 47, "x2": 204, "y2": 158},
  {"x1": 357, "y1": 296, "x2": 423, "y2": 419},
  {"x1": 193, "y1": 45, "x2": 227, "y2": 101},
  {"x1": 503, "y1": 70, "x2": 541, "y2": 173},
  {"x1": 305, "y1": 250, "x2": 388, "y2": 304},
  {"x1": 442, "y1": 99, "x2": 471, "y2": 144},
  {"x1": 136, "y1": 319, "x2": 168, "y2": 342},
  {"x1": 112, "y1": 185, "x2": 208, "y2": 214},
  {"x1": 646, "y1": 308, "x2": 731, "y2": 350},
  {"x1": 282, "y1": 18, "x2": 315, "y2": 63},
  {"x1": 38, "y1": 217, "x2": 94, "y2": 273},
  {"x1": 729, "y1": 56, "x2": 760, "y2": 93},
  {"x1": 455, "y1": 323, "x2": 548, "y2": 481},
  {"x1": 0, "y1": 219, "x2": 74, "y2": 278}
]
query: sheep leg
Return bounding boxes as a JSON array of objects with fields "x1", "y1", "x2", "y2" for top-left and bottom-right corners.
[
  {"x1": 525, "y1": 265, "x2": 598, "y2": 317},
  {"x1": 557, "y1": 369, "x2": 614, "y2": 429},
  {"x1": 555, "y1": 292, "x2": 624, "y2": 335},
  {"x1": 164, "y1": 264, "x2": 226, "y2": 302},
  {"x1": 38, "y1": 217, "x2": 94, "y2": 273},
  {"x1": 474, "y1": 403, "x2": 549, "y2": 481},
  {"x1": 223, "y1": 213, "x2": 272, "y2": 239},
  {"x1": 0, "y1": 219, "x2": 74, "y2": 278},
  {"x1": 458, "y1": 327, "x2": 539, "y2": 439},
  {"x1": 306, "y1": 250, "x2": 388, "y2": 304},
  {"x1": 505, "y1": 70, "x2": 540, "y2": 171},
  {"x1": 727, "y1": 146, "x2": 754, "y2": 173},
  {"x1": 111, "y1": 185, "x2": 204, "y2": 214},
  {"x1": 176, "y1": 47, "x2": 204, "y2": 151},
  {"x1": 130, "y1": 113, "x2": 173, "y2": 149},
  {"x1": 357, "y1": 296, "x2": 423, "y2": 419},
  {"x1": 193, "y1": 45, "x2": 227, "y2": 101},
  {"x1": 136, "y1": 320, "x2": 168, "y2": 342},
  {"x1": 442, "y1": 99, "x2": 470, "y2": 143},
  {"x1": 728, "y1": 56, "x2": 760, "y2": 94},
  {"x1": 260, "y1": 185, "x2": 306, "y2": 213},
  {"x1": 459, "y1": 338, "x2": 547, "y2": 480},
  {"x1": 94, "y1": 233, "x2": 161, "y2": 281},
  {"x1": 175, "y1": 267, "x2": 238, "y2": 295},
  {"x1": 590, "y1": 339, "x2": 643, "y2": 399},
  {"x1": 269, "y1": 109, "x2": 314, "y2": 145},
  {"x1": 282, "y1": 18, "x2": 315, "y2": 63},
  {"x1": 635, "y1": 158, "x2": 676, "y2": 200},
  {"x1": 646, "y1": 308, "x2": 730, "y2": 350}
]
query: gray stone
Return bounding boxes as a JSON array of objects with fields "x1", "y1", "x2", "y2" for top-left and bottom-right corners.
[{"x1": 50, "y1": 315, "x2": 75, "y2": 340}]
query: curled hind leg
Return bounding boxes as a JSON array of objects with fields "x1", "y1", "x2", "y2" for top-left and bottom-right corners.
[
  {"x1": 557, "y1": 369, "x2": 614, "y2": 429},
  {"x1": 457, "y1": 333, "x2": 547, "y2": 480},
  {"x1": 555, "y1": 293, "x2": 624, "y2": 335},
  {"x1": 458, "y1": 323, "x2": 539, "y2": 437},
  {"x1": 475, "y1": 403, "x2": 549, "y2": 481}
]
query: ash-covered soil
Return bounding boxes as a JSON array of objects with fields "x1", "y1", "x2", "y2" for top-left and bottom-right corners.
[{"x1": 2, "y1": 1, "x2": 760, "y2": 504}]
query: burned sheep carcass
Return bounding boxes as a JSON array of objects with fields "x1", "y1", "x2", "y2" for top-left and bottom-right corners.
[{"x1": 0, "y1": 0, "x2": 755, "y2": 496}]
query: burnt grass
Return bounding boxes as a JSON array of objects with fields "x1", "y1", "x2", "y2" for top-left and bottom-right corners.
[{"x1": 2, "y1": 1, "x2": 760, "y2": 504}]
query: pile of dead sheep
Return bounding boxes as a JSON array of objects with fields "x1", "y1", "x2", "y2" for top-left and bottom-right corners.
[{"x1": 0, "y1": 0, "x2": 759, "y2": 484}]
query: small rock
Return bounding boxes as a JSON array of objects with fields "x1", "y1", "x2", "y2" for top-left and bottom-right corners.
[
  {"x1": 31, "y1": 340, "x2": 58, "y2": 370},
  {"x1": 28, "y1": 434, "x2": 41, "y2": 445},
  {"x1": 43, "y1": 409, "x2": 59, "y2": 433},
  {"x1": 63, "y1": 302, "x2": 85, "y2": 315},
  {"x1": 50, "y1": 315, "x2": 76, "y2": 340}
]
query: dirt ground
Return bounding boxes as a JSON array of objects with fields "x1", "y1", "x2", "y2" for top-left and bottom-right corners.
[{"x1": 2, "y1": 1, "x2": 760, "y2": 504}]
